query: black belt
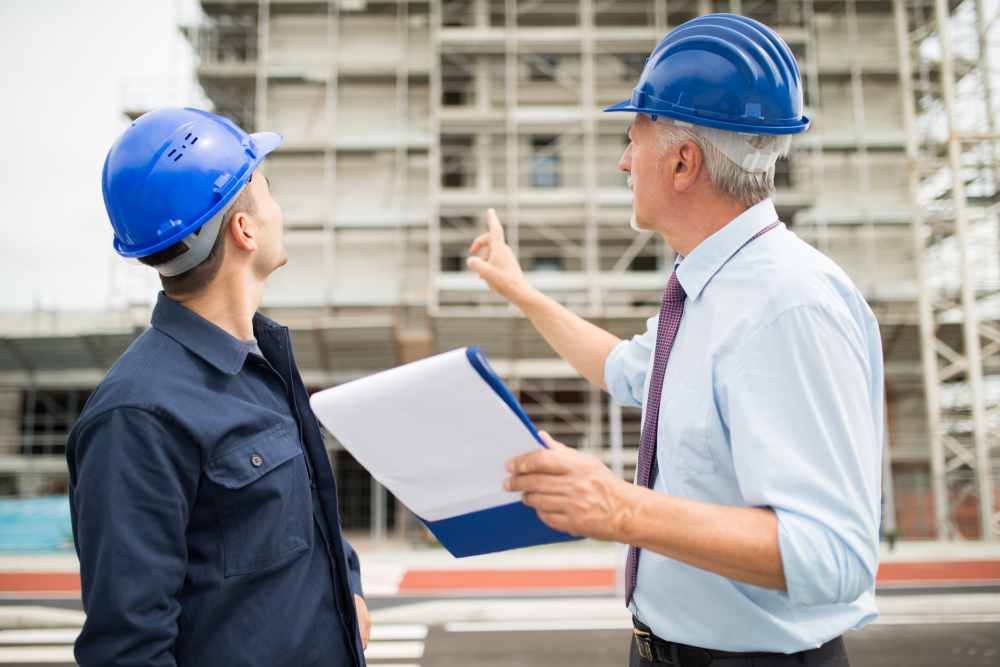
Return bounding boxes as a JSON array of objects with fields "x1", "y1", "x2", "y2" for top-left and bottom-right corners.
[{"x1": 632, "y1": 617, "x2": 785, "y2": 666}]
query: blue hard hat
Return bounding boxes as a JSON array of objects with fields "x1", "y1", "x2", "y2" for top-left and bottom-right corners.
[
  {"x1": 102, "y1": 107, "x2": 282, "y2": 259},
  {"x1": 605, "y1": 14, "x2": 808, "y2": 135}
]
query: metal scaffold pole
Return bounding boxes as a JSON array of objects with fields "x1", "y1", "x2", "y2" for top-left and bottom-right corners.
[
  {"x1": 428, "y1": 0, "x2": 442, "y2": 317},
  {"x1": 802, "y1": 0, "x2": 829, "y2": 253},
  {"x1": 324, "y1": 0, "x2": 340, "y2": 311},
  {"x1": 892, "y1": 0, "x2": 950, "y2": 539},
  {"x1": 933, "y1": 0, "x2": 994, "y2": 541},
  {"x1": 255, "y1": 0, "x2": 270, "y2": 136},
  {"x1": 845, "y1": 0, "x2": 877, "y2": 296},
  {"x1": 395, "y1": 0, "x2": 410, "y2": 306},
  {"x1": 504, "y1": 0, "x2": 519, "y2": 263},
  {"x1": 581, "y1": 0, "x2": 601, "y2": 315}
]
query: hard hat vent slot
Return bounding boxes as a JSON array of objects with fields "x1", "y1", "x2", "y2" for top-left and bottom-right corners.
[
  {"x1": 191, "y1": 137, "x2": 198, "y2": 144},
  {"x1": 173, "y1": 153, "x2": 183, "y2": 161},
  {"x1": 168, "y1": 149, "x2": 176, "y2": 157}
]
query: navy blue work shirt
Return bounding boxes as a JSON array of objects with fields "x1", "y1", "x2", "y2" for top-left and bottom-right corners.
[{"x1": 67, "y1": 292, "x2": 365, "y2": 667}]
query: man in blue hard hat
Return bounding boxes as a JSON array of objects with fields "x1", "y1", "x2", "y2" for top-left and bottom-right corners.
[
  {"x1": 67, "y1": 108, "x2": 370, "y2": 666},
  {"x1": 468, "y1": 14, "x2": 878, "y2": 666}
]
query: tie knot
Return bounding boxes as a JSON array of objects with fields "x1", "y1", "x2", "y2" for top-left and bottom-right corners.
[{"x1": 664, "y1": 272, "x2": 686, "y2": 304}]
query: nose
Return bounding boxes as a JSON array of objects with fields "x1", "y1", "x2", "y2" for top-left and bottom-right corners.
[{"x1": 619, "y1": 143, "x2": 633, "y2": 174}]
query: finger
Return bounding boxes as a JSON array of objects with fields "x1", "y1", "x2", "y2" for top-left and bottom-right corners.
[
  {"x1": 469, "y1": 231, "x2": 492, "y2": 255},
  {"x1": 535, "y1": 510, "x2": 575, "y2": 534},
  {"x1": 507, "y1": 450, "x2": 571, "y2": 475},
  {"x1": 538, "y1": 430, "x2": 569, "y2": 451},
  {"x1": 521, "y1": 491, "x2": 570, "y2": 513},
  {"x1": 487, "y1": 208, "x2": 506, "y2": 245},
  {"x1": 505, "y1": 472, "x2": 565, "y2": 493},
  {"x1": 467, "y1": 255, "x2": 490, "y2": 276}
]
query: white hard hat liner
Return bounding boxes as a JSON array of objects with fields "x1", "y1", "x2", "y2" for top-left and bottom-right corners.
[
  {"x1": 153, "y1": 183, "x2": 248, "y2": 277},
  {"x1": 649, "y1": 114, "x2": 780, "y2": 173}
]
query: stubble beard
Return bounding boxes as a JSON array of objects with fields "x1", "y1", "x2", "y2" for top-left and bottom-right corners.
[{"x1": 628, "y1": 175, "x2": 643, "y2": 232}]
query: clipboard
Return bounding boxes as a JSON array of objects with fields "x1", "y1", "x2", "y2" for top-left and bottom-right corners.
[{"x1": 309, "y1": 346, "x2": 581, "y2": 557}]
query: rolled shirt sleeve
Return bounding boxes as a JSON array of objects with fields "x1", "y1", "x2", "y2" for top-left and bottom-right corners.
[
  {"x1": 68, "y1": 407, "x2": 200, "y2": 667},
  {"x1": 605, "y1": 315, "x2": 658, "y2": 408},
  {"x1": 719, "y1": 304, "x2": 882, "y2": 609}
]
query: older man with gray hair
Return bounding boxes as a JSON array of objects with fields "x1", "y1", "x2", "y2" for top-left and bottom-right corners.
[{"x1": 466, "y1": 14, "x2": 880, "y2": 667}]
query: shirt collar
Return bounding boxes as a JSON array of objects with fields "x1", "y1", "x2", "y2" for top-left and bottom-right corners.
[
  {"x1": 674, "y1": 199, "x2": 779, "y2": 301},
  {"x1": 150, "y1": 291, "x2": 250, "y2": 376}
]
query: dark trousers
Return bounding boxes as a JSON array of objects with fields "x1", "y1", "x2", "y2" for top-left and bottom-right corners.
[{"x1": 629, "y1": 633, "x2": 850, "y2": 667}]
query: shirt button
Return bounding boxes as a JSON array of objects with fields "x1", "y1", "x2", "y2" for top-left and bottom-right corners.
[
  {"x1": 341, "y1": 611, "x2": 352, "y2": 624},
  {"x1": 250, "y1": 454, "x2": 263, "y2": 467},
  {"x1": 309, "y1": 478, "x2": 316, "y2": 490}
]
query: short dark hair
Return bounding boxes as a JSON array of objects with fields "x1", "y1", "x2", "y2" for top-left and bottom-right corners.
[{"x1": 139, "y1": 186, "x2": 257, "y2": 297}]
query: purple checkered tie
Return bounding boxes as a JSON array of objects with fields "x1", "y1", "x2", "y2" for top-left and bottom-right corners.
[{"x1": 623, "y1": 221, "x2": 779, "y2": 607}]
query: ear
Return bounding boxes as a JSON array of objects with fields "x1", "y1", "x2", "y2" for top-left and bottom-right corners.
[
  {"x1": 672, "y1": 140, "x2": 704, "y2": 193},
  {"x1": 228, "y1": 211, "x2": 258, "y2": 253}
]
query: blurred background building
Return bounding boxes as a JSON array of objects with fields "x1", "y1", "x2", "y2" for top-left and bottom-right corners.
[{"x1": 1, "y1": 0, "x2": 998, "y2": 545}]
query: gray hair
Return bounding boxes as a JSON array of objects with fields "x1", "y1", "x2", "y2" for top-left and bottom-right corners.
[{"x1": 650, "y1": 122, "x2": 792, "y2": 210}]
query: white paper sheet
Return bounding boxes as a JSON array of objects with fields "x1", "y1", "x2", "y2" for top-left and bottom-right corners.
[{"x1": 308, "y1": 348, "x2": 543, "y2": 522}]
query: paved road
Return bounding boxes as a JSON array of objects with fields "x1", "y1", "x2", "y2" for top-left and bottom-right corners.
[
  {"x1": 405, "y1": 623, "x2": 1000, "y2": 667},
  {"x1": 2, "y1": 596, "x2": 998, "y2": 666}
]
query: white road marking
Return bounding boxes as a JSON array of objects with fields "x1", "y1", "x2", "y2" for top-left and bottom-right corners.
[
  {"x1": 370, "y1": 597, "x2": 631, "y2": 626},
  {"x1": 873, "y1": 615, "x2": 1000, "y2": 625},
  {"x1": 361, "y1": 565, "x2": 407, "y2": 596},
  {"x1": 0, "y1": 628, "x2": 80, "y2": 644},
  {"x1": 0, "y1": 645, "x2": 76, "y2": 663},
  {"x1": 0, "y1": 606, "x2": 86, "y2": 630},
  {"x1": 445, "y1": 619, "x2": 633, "y2": 633},
  {"x1": 364, "y1": 640, "x2": 425, "y2": 659},
  {"x1": 370, "y1": 624, "x2": 428, "y2": 640}
]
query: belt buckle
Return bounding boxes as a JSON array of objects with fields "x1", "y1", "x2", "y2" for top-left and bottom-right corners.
[{"x1": 633, "y1": 628, "x2": 656, "y2": 662}]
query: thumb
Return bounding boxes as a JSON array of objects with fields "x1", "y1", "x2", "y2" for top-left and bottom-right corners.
[{"x1": 538, "y1": 430, "x2": 568, "y2": 450}]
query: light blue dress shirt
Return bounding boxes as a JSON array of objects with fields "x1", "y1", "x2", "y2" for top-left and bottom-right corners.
[{"x1": 605, "y1": 199, "x2": 883, "y2": 653}]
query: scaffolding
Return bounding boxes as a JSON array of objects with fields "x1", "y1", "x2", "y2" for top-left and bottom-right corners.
[
  {"x1": 894, "y1": 0, "x2": 1000, "y2": 539},
  {"x1": 6, "y1": 0, "x2": 1000, "y2": 543}
]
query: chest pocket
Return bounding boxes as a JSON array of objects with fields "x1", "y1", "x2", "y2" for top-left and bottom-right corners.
[
  {"x1": 204, "y1": 424, "x2": 310, "y2": 576},
  {"x1": 660, "y1": 381, "x2": 717, "y2": 477}
]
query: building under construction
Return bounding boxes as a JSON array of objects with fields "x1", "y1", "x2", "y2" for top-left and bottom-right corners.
[{"x1": 1, "y1": 0, "x2": 997, "y2": 543}]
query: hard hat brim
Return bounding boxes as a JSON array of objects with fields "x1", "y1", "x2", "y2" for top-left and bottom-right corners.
[
  {"x1": 251, "y1": 131, "x2": 283, "y2": 157},
  {"x1": 603, "y1": 100, "x2": 809, "y2": 136}
]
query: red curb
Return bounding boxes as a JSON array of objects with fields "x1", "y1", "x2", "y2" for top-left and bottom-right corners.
[
  {"x1": 1, "y1": 561, "x2": 997, "y2": 594},
  {"x1": 876, "y1": 560, "x2": 1000, "y2": 584},
  {"x1": 398, "y1": 568, "x2": 616, "y2": 592},
  {"x1": 0, "y1": 572, "x2": 81, "y2": 593}
]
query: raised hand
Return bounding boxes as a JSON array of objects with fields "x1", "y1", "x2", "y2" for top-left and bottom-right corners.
[{"x1": 466, "y1": 208, "x2": 531, "y2": 304}]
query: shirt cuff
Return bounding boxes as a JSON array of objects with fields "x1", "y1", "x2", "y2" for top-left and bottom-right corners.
[
  {"x1": 349, "y1": 570, "x2": 364, "y2": 599},
  {"x1": 604, "y1": 339, "x2": 641, "y2": 408},
  {"x1": 776, "y1": 507, "x2": 875, "y2": 608}
]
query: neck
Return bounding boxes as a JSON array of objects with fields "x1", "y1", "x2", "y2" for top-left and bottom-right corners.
[
  {"x1": 660, "y1": 196, "x2": 748, "y2": 257},
  {"x1": 171, "y1": 270, "x2": 264, "y2": 341}
]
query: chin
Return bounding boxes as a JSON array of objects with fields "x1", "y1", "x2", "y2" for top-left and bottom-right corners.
[{"x1": 630, "y1": 212, "x2": 647, "y2": 233}]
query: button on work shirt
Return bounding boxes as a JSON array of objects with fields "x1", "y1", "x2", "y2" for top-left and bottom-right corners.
[
  {"x1": 67, "y1": 293, "x2": 365, "y2": 667},
  {"x1": 605, "y1": 199, "x2": 883, "y2": 653}
]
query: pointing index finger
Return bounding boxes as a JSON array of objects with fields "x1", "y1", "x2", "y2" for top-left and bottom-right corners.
[{"x1": 487, "y1": 208, "x2": 506, "y2": 245}]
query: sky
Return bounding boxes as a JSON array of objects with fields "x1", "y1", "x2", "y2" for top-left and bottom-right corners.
[{"x1": 0, "y1": 0, "x2": 201, "y2": 310}]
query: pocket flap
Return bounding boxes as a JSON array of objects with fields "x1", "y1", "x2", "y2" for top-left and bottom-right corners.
[{"x1": 205, "y1": 424, "x2": 302, "y2": 489}]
